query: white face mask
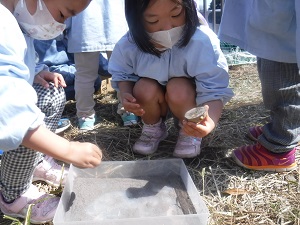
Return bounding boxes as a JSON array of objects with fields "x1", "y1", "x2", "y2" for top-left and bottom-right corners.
[
  {"x1": 13, "y1": 0, "x2": 66, "y2": 40},
  {"x1": 147, "y1": 25, "x2": 184, "y2": 51}
]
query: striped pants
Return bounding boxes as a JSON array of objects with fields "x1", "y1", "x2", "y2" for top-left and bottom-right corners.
[{"x1": 257, "y1": 58, "x2": 300, "y2": 153}]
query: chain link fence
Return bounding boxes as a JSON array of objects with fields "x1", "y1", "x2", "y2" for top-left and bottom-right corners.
[{"x1": 220, "y1": 42, "x2": 257, "y2": 66}]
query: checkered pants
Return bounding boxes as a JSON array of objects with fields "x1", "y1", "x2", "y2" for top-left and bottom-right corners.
[
  {"x1": 257, "y1": 58, "x2": 300, "y2": 153},
  {"x1": 0, "y1": 83, "x2": 66, "y2": 201}
]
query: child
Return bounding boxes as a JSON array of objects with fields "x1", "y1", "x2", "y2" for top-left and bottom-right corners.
[
  {"x1": 219, "y1": 0, "x2": 299, "y2": 172},
  {"x1": 0, "y1": 0, "x2": 102, "y2": 223},
  {"x1": 109, "y1": 0, "x2": 234, "y2": 158},
  {"x1": 67, "y1": 0, "x2": 130, "y2": 130}
]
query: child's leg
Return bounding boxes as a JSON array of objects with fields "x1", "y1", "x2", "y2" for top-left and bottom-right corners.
[
  {"x1": 257, "y1": 58, "x2": 300, "y2": 152},
  {"x1": 165, "y1": 77, "x2": 196, "y2": 121},
  {"x1": 232, "y1": 58, "x2": 299, "y2": 172},
  {"x1": 133, "y1": 78, "x2": 168, "y2": 124},
  {"x1": 33, "y1": 83, "x2": 66, "y2": 132},
  {"x1": 132, "y1": 78, "x2": 168, "y2": 155},
  {"x1": 74, "y1": 51, "x2": 100, "y2": 130},
  {"x1": 32, "y1": 83, "x2": 68, "y2": 186},
  {"x1": 166, "y1": 78, "x2": 201, "y2": 158},
  {"x1": 0, "y1": 147, "x2": 59, "y2": 223},
  {"x1": 0, "y1": 147, "x2": 41, "y2": 201}
]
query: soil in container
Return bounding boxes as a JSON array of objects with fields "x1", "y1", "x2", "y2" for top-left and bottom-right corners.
[{"x1": 64, "y1": 175, "x2": 196, "y2": 221}]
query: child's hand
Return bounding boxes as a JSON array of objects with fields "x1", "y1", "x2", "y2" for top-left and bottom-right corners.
[
  {"x1": 122, "y1": 92, "x2": 145, "y2": 116},
  {"x1": 22, "y1": 125, "x2": 102, "y2": 168},
  {"x1": 181, "y1": 112, "x2": 216, "y2": 138},
  {"x1": 66, "y1": 142, "x2": 102, "y2": 168},
  {"x1": 34, "y1": 70, "x2": 67, "y2": 88}
]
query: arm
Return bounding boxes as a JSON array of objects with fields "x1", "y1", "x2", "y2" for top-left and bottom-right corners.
[
  {"x1": 23, "y1": 125, "x2": 102, "y2": 168},
  {"x1": 181, "y1": 27, "x2": 234, "y2": 138},
  {"x1": 109, "y1": 38, "x2": 144, "y2": 115}
]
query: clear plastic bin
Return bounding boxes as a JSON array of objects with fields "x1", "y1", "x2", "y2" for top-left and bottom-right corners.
[{"x1": 53, "y1": 158, "x2": 209, "y2": 225}]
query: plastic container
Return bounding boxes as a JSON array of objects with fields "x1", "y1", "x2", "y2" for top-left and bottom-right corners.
[{"x1": 53, "y1": 159, "x2": 209, "y2": 225}]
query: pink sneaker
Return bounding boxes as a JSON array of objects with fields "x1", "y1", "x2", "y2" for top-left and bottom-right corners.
[
  {"x1": 247, "y1": 126, "x2": 263, "y2": 141},
  {"x1": 0, "y1": 184, "x2": 60, "y2": 224},
  {"x1": 173, "y1": 129, "x2": 202, "y2": 158},
  {"x1": 33, "y1": 156, "x2": 68, "y2": 187},
  {"x1": 133, "y1": 120, "x2": 168, "y2": 155},
  {"x1": 233, "y1": 143, "x2": 297, "y2": 172}
]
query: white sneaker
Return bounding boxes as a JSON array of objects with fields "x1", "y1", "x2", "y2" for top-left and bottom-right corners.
[
  {"x1": 33, "y1": 156, "x2": 68, "y2": 187},
  {"x1": 133, "y1": 119, "x2": 168, "y2": 155},
  {"x1": 173, "y1": 129, "x2": 202, "y2": 158},
  {"x1": 0, "y1": 184, "x2": 59, "y2": 224}
]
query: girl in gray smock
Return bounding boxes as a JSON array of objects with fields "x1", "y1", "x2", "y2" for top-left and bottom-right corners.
[{"x1": 109, "y1": 0, "x2": 234, "y2": 158}]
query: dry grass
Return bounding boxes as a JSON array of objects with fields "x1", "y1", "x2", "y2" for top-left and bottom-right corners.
[
  {"x1": 2, "y1": 64, "x2": 299, "y2": 225},
  {"x1": 61, "y1": 64, "x2": 300, "y2": 225}
]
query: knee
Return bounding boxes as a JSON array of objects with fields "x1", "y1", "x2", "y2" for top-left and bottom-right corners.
[
  {"x1": 47, "y1": 84, "x2": 66, "y2": 108},
  {"x1": 166, "y1": 79, "x2": 194, "y2": 105},
  {"x1": 133, "y1": 78, "x2": 162, "y2": 102}
]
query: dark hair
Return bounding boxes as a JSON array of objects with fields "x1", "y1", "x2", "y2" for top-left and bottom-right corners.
[{"x1": 125, "y1": 0, "x2": 200, "y2": 57}]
